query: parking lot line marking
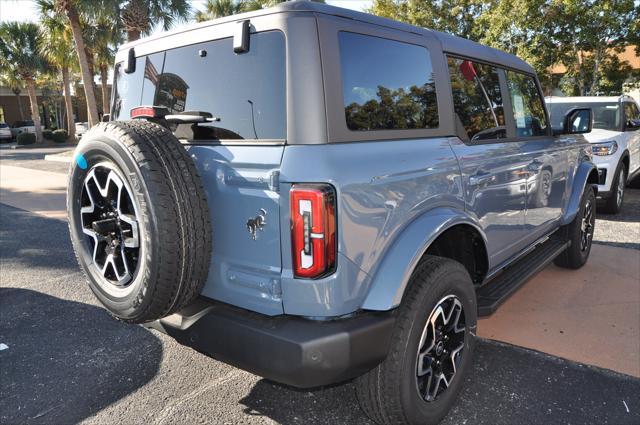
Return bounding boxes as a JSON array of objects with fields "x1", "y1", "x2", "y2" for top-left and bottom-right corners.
[{"x1": 153, "y1": 370, "x2": 244, "y2": 425}]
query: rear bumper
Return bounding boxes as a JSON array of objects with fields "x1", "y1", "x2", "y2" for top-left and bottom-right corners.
[{"x1": 145, "y1": 298, "x2": 395, "y2": 388}]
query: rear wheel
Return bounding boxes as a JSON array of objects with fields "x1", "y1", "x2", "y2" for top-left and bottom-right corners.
[
  {"x1": 601, "y1": 163, "x2": 626, "y2": 214},
  {"x1": 554, "y1": 185, "x2": 596, "y2": 269},
  {"x1": 355, "y1": 256, "x2": 476, "y2": 425},
  {"x1": 67, "y1": 121, "x2": 212, "y2": 323}
]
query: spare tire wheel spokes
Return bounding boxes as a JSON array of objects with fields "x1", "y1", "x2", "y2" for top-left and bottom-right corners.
[{"x1": 80, "y1": 163, "x2": 140, "y2": 287}]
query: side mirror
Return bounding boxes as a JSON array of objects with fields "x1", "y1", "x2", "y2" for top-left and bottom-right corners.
[{"x1": 563, "y1": 107, "x2": 592, "y2": 135}]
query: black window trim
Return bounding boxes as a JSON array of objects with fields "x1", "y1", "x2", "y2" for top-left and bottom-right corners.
[
  {"x1": 445, "y1": 53, "x2": 552, "y2": 146},
  {"x1": 112, "y1": 29, "x2": 287, "y2": 144}
]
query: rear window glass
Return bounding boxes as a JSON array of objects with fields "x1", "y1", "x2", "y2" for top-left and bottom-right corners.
[
  {"x1": 448, "y1": 57, "x2": 505, "y2": 141},
  {"x1": 112, "y1": 31, "x2": 286, "y2": 141},
  {"x1": 338, "y1": 32, "x2": 438, "y2": 131},
  {"x1": 505, "y1": 71, "x2": 547, "y2": 137}
]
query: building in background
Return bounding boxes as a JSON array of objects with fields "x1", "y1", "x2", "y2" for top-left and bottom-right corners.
[{"x1": 0, "y1": 84, "x2": 111, "y2": 129}]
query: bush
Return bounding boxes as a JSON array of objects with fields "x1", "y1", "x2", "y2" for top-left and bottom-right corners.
[
  {"x1": 52, "y1": 129, "x2": 68, "y2": 143},
  {"x1": 16, "y1": 132, "x2": 36, "y2": 145},
  {"x1": 42, "y1": 129, "x2": 53, "y2": 140}
]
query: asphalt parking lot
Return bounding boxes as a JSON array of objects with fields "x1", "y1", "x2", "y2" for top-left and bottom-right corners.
[{"x1": 1, "y1": 147, "x2": 640, "y2": 424}]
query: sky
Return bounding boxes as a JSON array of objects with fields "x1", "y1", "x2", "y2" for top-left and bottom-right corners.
[{"x1": 0, "y1": 0, "x2": 372, "y2": 24}]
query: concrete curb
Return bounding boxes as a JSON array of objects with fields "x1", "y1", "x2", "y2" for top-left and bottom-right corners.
[
  {"x1": 10, "y1": 143, "x2": 77, "y2": 150},
  {"x1": 44, "y1": 152, "x2": 73, "y2": 163}
]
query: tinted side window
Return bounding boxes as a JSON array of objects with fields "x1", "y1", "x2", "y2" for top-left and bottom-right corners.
[
  {"x1": 506, "y1": 71, "x2": 547, "y2": 137},
  {"x1": 113, "y1": 31, "x2": 286, "y2": 141},
  {"x1": 625, "y1": 102, "x2": 640, "y2": 121},
  {"x1": 338, "y1": 32, "x2": 438, "y2": 131},
  {"x1": 448, "y1": 57, "x2": 505, "y2": 141}
]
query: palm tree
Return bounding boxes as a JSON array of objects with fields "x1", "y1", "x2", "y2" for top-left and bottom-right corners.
[
  {"x1": 49, "y1": 0, "x2": 100, "y2": 127},
  {"x1": 194, "y1": 0, "x2": 316, "y2": 21},
  {"x1": 195, "y1": 0, "x2": 245, "y2": 21},
  {"x1": 84, "y1": 11, "x2": 121, "y2": 117},
  {"x1": 0, "y1": 22, "x2": 48, "y2": 143},
  {"x1": 243, "y1": 0, "x2": 290, "y2": 12},
  {"x1": 0, "y1": 70, "x2": 26, "y2": 121},
  {"x1": 119, "y1": 0, "x2": 191, "y2": 41},
  {"x1": 39, "y1": 4, "x2": 77, "y2": 139}
]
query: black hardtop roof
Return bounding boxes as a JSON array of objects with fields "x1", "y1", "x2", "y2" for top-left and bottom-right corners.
[{"x1": 122, "y1": 0, "x2": 535, "y2": 75}]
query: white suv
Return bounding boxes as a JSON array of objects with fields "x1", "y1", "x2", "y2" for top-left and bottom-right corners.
[{"x1": 547, "y1": 96, "x2": 640, "y2": 213}]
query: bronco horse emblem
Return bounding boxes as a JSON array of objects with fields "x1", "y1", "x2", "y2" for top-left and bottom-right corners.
[{"x1": 246, "y1": 208, "x2": 267, "y2": 240}]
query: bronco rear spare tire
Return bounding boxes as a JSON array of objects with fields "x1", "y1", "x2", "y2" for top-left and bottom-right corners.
[{"x1": 67, "y1": 121, "x2": 212, "y2": 323}]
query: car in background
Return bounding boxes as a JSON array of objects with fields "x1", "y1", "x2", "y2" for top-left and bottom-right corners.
[
  {"x1": 10, "y1": 120, "x2": 35, "y2": 138},
  {"x1": 0, "y1": 122, "x2": 12, "y2": 141},
  {"x1": 75, "y1": 122, "x2": 88, "y2": 139},
  {"x1": 547, "y1": 95, "x2": 640, "y2": 213}
]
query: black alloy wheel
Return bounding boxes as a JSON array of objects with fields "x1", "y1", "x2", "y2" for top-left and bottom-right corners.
[
  {"x1": 80, "y1": 163, "x2": 141, "y2": 288},
  {"x1": 416, "y1": 295, "x2": 466, "y2": 402}
]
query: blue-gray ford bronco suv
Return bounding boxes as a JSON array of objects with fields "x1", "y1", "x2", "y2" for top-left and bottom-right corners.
[{"x1": 67, "y1": 2, "x2": 599, "y2": 424}]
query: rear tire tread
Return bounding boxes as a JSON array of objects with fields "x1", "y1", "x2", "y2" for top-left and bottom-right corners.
[{"x1": 356, "y1": 256, "x2": 475, "y2": 425}]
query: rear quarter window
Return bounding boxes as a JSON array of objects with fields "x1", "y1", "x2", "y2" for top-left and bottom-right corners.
[
  {"x1": 112, "y1": 31, "x2": 286, "y2": 141},
  {"x1": 338, "y1": 32, "x2": 438, "y2": 131}
]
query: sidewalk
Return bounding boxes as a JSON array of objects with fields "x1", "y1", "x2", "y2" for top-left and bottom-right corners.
[
  {"x1": 0, "y1": 164, "x2": 68, "y2": 221},
  {"x1": 479, "y1": 244, "x2": 640, "y2": 377}
]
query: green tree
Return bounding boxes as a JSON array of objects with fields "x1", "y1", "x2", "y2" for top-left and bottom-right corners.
[
  {"x1": 195, "y1": 0, "x2": 246, "y2": 21},
  {"x1": 475, "y1": 0, "x2": 559, "y2": 88},
  {"x1": 369, "y1": 0, "x2": 493, "y2": 40},
  {"x1": 83, "y1": 10, "x2": 121, "y2": 116},
  {"x1": 194, "y1": 0, "x2": 311, "y2": 21},
  {"x1": 0, "y1": 70, "x2": 26, "y2": 121},
  {"x1": 552, "y1": 0, "x2": 637, "y2": 95},
  {"x1": 118, "y1": 0, "x2": 191, "y2": 41},
  {"x1": 0, "y1": 22, "x2": 48, "y2": 143},
  {"x1": 39, "y1": 3, "x2": 78, "y2": 138},
  {"x1": 46, "y1": 0, "x2": 100, "y2": 127},
  {"x1": 369, "y1": 0, "x2": 639, "y2": 96}
]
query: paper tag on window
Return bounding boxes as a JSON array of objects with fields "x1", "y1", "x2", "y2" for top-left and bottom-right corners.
[{"x1": 514, "y1": 94, "x2": 526, "y2": 128}]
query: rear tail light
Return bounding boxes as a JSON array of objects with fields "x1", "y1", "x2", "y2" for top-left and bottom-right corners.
[{"x1": 290, "y1": 184, "x2": 336, "y2": 279}]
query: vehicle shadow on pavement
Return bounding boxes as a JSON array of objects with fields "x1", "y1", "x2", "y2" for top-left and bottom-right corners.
[
  {"x1": 0, "y1": 204, "x2": 73, "y2": 271},
  {"x1": 239, "y1": 339, "x2": 640, "y2": 425},
  {"x1": 0, "y1": 288, "x2": 163, "y2": 425}
]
